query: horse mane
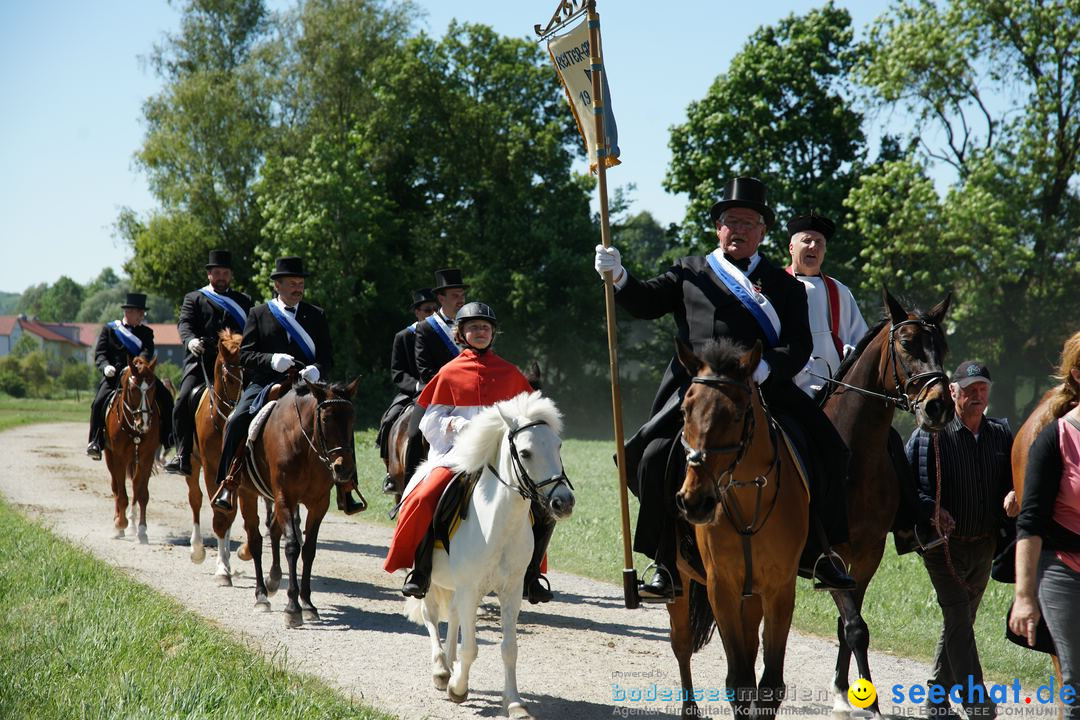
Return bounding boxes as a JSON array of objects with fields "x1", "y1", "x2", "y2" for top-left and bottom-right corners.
[
  {"x1": 698, "y1": 338, "x2": 751, "y2": 377},
  {"x1": 450, "y1": 391, "x2": 563, "y2": 474},
  {"x1": 217, "y1": 329, "x2": 242, "y2": 355},
  {"x1": 294, "y1": 380, "x2": 350, "y2": 398}
]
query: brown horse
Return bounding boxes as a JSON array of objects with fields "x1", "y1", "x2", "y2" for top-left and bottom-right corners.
[
  {"x1": 821, "y1": 290, "x2": 954, "y2": 716},
  {"x1": 667, "y1": 338, "x2": 809, "y2": 719},
  {"x1": 230, "y1": 378, "x2": 360, "y2": 626},
  {"x1": 383, "y1": 402, "x2": 426, "y2": 502},
  {"x1": 183, "y1": 329, "x2": 245, "y2": 580},
  {"x1": 103, "y1": 356, "x2": 160, "y2": 543}
]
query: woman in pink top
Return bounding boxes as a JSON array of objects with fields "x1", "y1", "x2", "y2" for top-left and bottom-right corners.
[{"x1": 1011, "y1": 332, "x2": 1080, "y2": 717}]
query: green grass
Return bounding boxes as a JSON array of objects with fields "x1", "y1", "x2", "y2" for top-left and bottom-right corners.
[
  {"x1": 354, "y1": 429, "x2": 1055, "y2": 688},
  {"x1": 0, "y1": 393, "x2": 90, "y2": 432},
  {"x1": 0, "y1": 495, "x2": 394, "y2": 720}
]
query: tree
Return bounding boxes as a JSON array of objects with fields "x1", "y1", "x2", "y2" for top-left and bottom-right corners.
[
  {"x1": 36, "y1": 276, "x2": 85, "y2": 321},
  {"x1": 59, "y1": 362, "x2": 93, "y2": 401},
  {"x1": 11, "y1": 334, "x2": 38, "y2": 359},
  {"x1": 15, "y1": 283, "x2": 48, "y2": 317},
  {"x1": 665, "y1": 2, "x2": 866, "y2": 270},
  {"x1": 853, "y1": 0, "x2": 1080, "y2": 419},
  {"x1": 85, "y1": 267, "x2": 123, "y2": 296}
]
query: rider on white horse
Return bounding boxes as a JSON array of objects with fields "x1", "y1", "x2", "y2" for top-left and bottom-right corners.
[{"x1": 384, "y1": 302, "x2": 558, "y2": 603}]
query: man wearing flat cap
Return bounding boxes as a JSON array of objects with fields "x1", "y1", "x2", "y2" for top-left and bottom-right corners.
[
  {"x1": 785, "y1": 211, "x2": 868, "y2": 397},
  {"x1": 165, "y1": 250, "x2": 253, "y2": 476},
  {"x1": 86, "y1": 292, "x2": 176, "y2": 460},
  {"x1": 212, "y1": 256, "x2": 364, "y2": 514},
  {"x1": 594, "y1": 177, "x2": 856, "y2": 600},
  {"x1": 376, "y1": 288, "x2": 438, "y2": 485}
]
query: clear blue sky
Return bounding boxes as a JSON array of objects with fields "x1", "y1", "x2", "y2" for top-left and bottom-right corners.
[{"x1": 0, "y1": 0, "x2": 893, "y2": 295}]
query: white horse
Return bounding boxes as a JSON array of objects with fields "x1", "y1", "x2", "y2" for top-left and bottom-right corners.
[{"x1": 403, "y1": 391, "x2": 575, "y2": 719}]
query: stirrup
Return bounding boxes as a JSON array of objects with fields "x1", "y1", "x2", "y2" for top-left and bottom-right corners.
[
  {"x1": 524, "y1": 574, "x2": 553, "y2": 604},
  {"x1": 382, "y1": 474, "x2": 397, "y2": 495},
  {"x1": 401, "y1": 569, "x2": 429, "y2": 599},
  {"x1": 811, "y1": 551, "x2": 856, "y2": 591},
  {"x1": 915, "y1": 525, "x2": 946, "y2": 553},
  {"x1": 637, "y1": 562, "x2": 679, "y2": 604}
]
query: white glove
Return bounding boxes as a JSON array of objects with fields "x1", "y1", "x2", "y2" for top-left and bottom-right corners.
[
  {"x1": 187, "y1": 338, "x2": 205, "y2": 355},
  {"x1": 271, "y1": 353, "x2": 295, "y2": 372},
  {"x1": 103, "y1": 365, "x2": 117, "y2": 378},
  {"x1": 300, "y1": 365, "x2": 321, "y2": 383},
  {"x1": 752, "y1": 359, "x2": 771, "y2": 385},
  {"x1": 594, "y1": 244, "x2": 625, "y2": 284},
  {"x1": 450, "y1": 417, "x2": 471, "y2": 434}
]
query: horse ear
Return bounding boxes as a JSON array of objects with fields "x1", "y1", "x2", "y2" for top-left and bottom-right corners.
[
  {"x1": 346, "y1": 376, "x2": 360, "y2": 399},
  {"x1": 740, "y1": 341, "x2": 762, "y2": 376},
  {"x1": 882, "y1": 287, "x2": 908, "y2": 325},
  {"x1": 148, "y1": 356, "x2": 158, "y2": 371},
  {"x1": 927, "y1": 292, "x2": 952, "y2": 325},
  {"x1": 675, "y1": 337, "x2": 702, "y2": 376},
  {"x1": 525, "y1": 361, "x2": 543, "y2": 391},
  {"x1": 496, "y1": 404, "x2": 513, "y2": 430}
]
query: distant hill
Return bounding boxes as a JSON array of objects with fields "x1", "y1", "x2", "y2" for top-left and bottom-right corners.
[{"x1": 0, "y1": 291, "x2": 19, "y2": 314}]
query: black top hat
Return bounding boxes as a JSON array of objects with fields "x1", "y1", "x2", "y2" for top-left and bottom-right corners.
[
  {"x1": 205, "y1": 249, "x2": 233, "y2": 270},
  {"x1": 786, "y1": 211, "x2": 836, "y2": 240},
  {"x1": 709, "y1": 177, "x2": 775, "y2": 227},
  {"x1": 270, "y1": 256, "x2": 309, "y2": 279},
  {"x1": 432, "y1": 268, "x2": 468, "y2": 293},
  {"x1": 120, "y1": 292, "x2": 148, "y2": 310},
  {"x1": 411, "y1": 288, "x2": 437, "y2": 309}
]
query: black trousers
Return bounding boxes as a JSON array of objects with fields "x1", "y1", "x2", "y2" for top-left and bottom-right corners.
[
  {"x1": 376, "y1": 394, "x2": 413, "y2": 461},
  {"x1": 215, "y1": 383, "x2": 264, "y2": 487},
  {"x1": 403, "y1": 400, "x2": 426, "y2": 480},
  {"x1": 89, "y1": 376, "x2": 175, "y2": 448},
  {"x1": 173, "y1": 368, "x2": 205, "y2": 457}
]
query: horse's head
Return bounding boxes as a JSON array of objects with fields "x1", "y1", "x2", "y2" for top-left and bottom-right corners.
[
  {"x1": 126, "y1": 356, "x2": 158, "y2": 435},
  {"x1": 462, "y1": 392, "x2": 574, "y2": 519},
  {"x1": 675, "y1": 338, "x2": 759, "y2": 525},
  {"x1": 882, "y1": 289, "x2": 954, "y2": 431},
  {"x1": 306, "y1": 378, "x2": 359, "y2": 485},
  {"x1": 215, "y1": 329, "x2": 244, "y2": 390}
]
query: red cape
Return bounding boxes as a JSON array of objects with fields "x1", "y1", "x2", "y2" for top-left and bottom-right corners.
[{"x1": 417, "y1": 349, "x2": 533, "y2": 409}]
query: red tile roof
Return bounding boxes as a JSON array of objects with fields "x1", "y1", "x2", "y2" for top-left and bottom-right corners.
[
  {"x1": 146, "y1": 323, "x2": 181, "y2": 346},
  {"x1": 1, "y1": 316, "x2": 181, "y2": 348},
  {"x1": 18, "y1": 318, "x2": 81, "y2": 345},
  {"x1": 0, "y1": 316, "x2": 15, "y2": 335}
]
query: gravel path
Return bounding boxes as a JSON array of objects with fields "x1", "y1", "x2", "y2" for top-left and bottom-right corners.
[{"x1": 0, "y1": 423, "x2": 1046, "y2": 719}]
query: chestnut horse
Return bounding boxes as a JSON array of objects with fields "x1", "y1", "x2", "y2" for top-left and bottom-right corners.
[
  {"x1": 184, "y1": 329, "x2": 244, "y2": 581},
  {"x1": 231, "y1": 378, "x2": 360, "y2": 627},
  {"x1": 668, "y1": 338, "x2": 809, "y2": 719},
  {"x1": 821, "y1": 291, "x2": 954, "y2": 717},
  {"x1": 103, "y1": 356, "x2": 160, "y2": 543}
]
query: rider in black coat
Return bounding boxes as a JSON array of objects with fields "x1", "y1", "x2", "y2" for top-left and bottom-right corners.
[
  {"x1": 594, "y1": 177, "x2": 855, "y2": 600},
  {"x1": 165, "y1": 250, "x2": 253, "y2": 476}
]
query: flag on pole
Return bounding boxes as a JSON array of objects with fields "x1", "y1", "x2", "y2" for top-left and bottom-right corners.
[{"x1": 547, "y1": 17, "x2": 621, "y2": 171}]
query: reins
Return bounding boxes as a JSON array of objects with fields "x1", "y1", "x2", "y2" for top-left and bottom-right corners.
[
  {"x1": 200, "y1": 347, "x2": 243, "y2": 430},
  {"x1": 111, "y1": 365, "x2": 156, "y2": 477},
  {"x1": 488, "y1": 419, "x2": 573, "y2": 511}
]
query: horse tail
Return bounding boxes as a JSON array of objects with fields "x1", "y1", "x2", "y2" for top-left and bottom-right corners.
[
  {"x1": 688, "y1": 579, "x2": 716, "y2": 653},
  {"x1": 403, "y1": 586, "x2": 452, "y2": 625}
]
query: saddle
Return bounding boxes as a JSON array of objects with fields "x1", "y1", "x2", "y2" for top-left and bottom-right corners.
[{"x1": 432, "y1": 470, "x2": 481, "y2": 552}]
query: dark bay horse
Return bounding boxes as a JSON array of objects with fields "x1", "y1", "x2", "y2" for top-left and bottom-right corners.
[
  {"x1": 104, "y1": 356, "x2": 160, "y2": 543},
  {"x1": 822, "y1": 290, "x2": 954, "y2": 716},
  {"x1": 383, "y1": 402, "x2": 426, "y2": 502},
  {"x1": 185, "y1": 329, "x2": 244, "y2": 580},
  {"x1": 232, "y1": 378, "x2": 360, "y2": 627},
  {"x1": 667, "y1": 338, "x2": 809, "y2": 719}
]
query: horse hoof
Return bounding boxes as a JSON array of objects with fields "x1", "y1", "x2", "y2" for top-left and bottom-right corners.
[
  {"x1": 113, "y1": 529, "x2": 125, "y2": 539},
  {"x1": 254, "y1": 599, "x2": 271, "y2": 613},
  {"x1": 301, "y1": 608, "x2": 319, "y2": 622},
  {"x1": 237, "y1": 544, "x2": 252, "y2": 561},
  {"x1": 447, "y1": 687, "x2": 468, "y2": 704},
  {"x1": 138, "y1": 534, "x2": 149, "y2": 545},
  {"x1": 433, "y1": 670, "x2": 450, "y2": 691},
  {"x1": 190, "y1": 546, "x2": 206, "y2": 564},
  {"x1": 507, "y1": 703, "x2": 534, "y2": 719},
  {"x1": 284, "y1": 612, "x2": 303, "y2": 629},
  {"x1": 215, "y1": 574, "x2": 233, "y2": 587}
]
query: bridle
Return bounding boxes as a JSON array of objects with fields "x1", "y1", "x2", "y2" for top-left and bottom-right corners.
[
  {"x1": 813, "y1": 318, "x2": 948, "y2": 415},
  {"x1": 294, "y1": 390, "x2": 355, "y2": 476},
  {"x1": 115, "y1": 365, "x2": 155, "y2": 442},
  {"x1": 488, "y1": 419, "x2": 573, "y2": 511},
  {"x1": 200, "y1": 347, "x2": 243, "y2": 429}
]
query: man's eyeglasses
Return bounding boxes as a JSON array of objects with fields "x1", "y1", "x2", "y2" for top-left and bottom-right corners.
[{"x1": 720, "y1": 218, "x2": 763, "y2": 230}]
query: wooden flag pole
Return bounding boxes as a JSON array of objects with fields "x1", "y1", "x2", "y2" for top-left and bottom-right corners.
[
  {"x1": 584, "y1": 1, "x2": 638, "y2": 610},
  {"x1": 535, "y1": 0, "x2": 637, "y2": 609}
]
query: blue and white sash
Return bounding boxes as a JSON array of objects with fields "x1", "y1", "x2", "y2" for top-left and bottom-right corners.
[
  {"x1": 199, "y1": 286, "x2": 247, "y2": 329},
  {"x1": 425, "y1": 313, "x2": 460, "y2": 357},
  {"x1": 109, "y1": 320, "x2": 144, "y2": 357},
  {"x1": 705, "y1": 251, "x2": 781, "y2": 348},
  {"x1": 267, "y1": 299, "x2": 316, "y2": 363}
]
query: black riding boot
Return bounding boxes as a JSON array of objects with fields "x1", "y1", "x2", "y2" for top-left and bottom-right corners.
[
  {"x1": 524, "y1": 508, "x2": 556, "y2": 604},
  {"x1": 799, "y1": 512, "x2": 856, "y2": 591},
  {"x1": 335, "y1": 483, "x2": 366, "y2": 515},
  {"x1": 402, "y1": 529, "x2": 435, "y2": 598},
  {"x1": 638, "y1": 526, "x2": 683, "y2": 602}
]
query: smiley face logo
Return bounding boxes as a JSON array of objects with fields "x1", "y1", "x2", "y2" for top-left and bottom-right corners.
[{"x1": 848, "y1": 678, "x2": 876, "y2": 709}]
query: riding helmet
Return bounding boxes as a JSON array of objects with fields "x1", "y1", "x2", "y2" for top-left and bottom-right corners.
[{"x1": 455, "y1": 302, "x2": 497, "y2": 328}]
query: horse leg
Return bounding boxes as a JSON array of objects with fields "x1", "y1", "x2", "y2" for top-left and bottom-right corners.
[
  {"x1": 758, "y1": 584, "x2": 796, "y2": 718},
  {"x1": 666, "y1": 572, "x2": 699, "y2": 719},
  {"x1": 298, "y1": 511, "x2": 323, "y2": 622},
  {"x1": 497, "y1": 587, "x2": 531, "y2": 719},
  {"x1": 279, "y1": 505, "x2": 303, "y2": 628},
  {"x1": 134, "y1": 461, "x2": 149, "y2": 544},
  {"x1": 739, "y1": 594, "x2": 764, "y2": 711},
  {"x1": 711, "y1": 591, "x2": 757, "y2": 717},
  {"x1": 106, "y1": 451, "x2": 128, "y2": 538},
  {"x1": 833, "y1": 587, "x2": 879, "y2": 717},
  {"x1": 186, "y1": 468, "x2": 206, "y2": 563},
  {"x1": 419, "y1": 593, "x2": 451, "y2": 690},
  {"x1": 266, "y1": 505, "x2": 283, "y2": 596},
  {"x1": 448, "y1": 587, "x2": 481, "y2": 704},
  {"x1": 241, "y1": 490, "x2": 270, "y2": 612}
]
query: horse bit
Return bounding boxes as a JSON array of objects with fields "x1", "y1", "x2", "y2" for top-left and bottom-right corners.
[
  {"x1": 488, "y1": 420, "x2": 573, "y2": 511},
  {"x1": 294, "y1": 391, "x2": 355, "y2": 477},
  {"x1": 118, "y1": 367, "x2": 154, "y2": 444}
]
